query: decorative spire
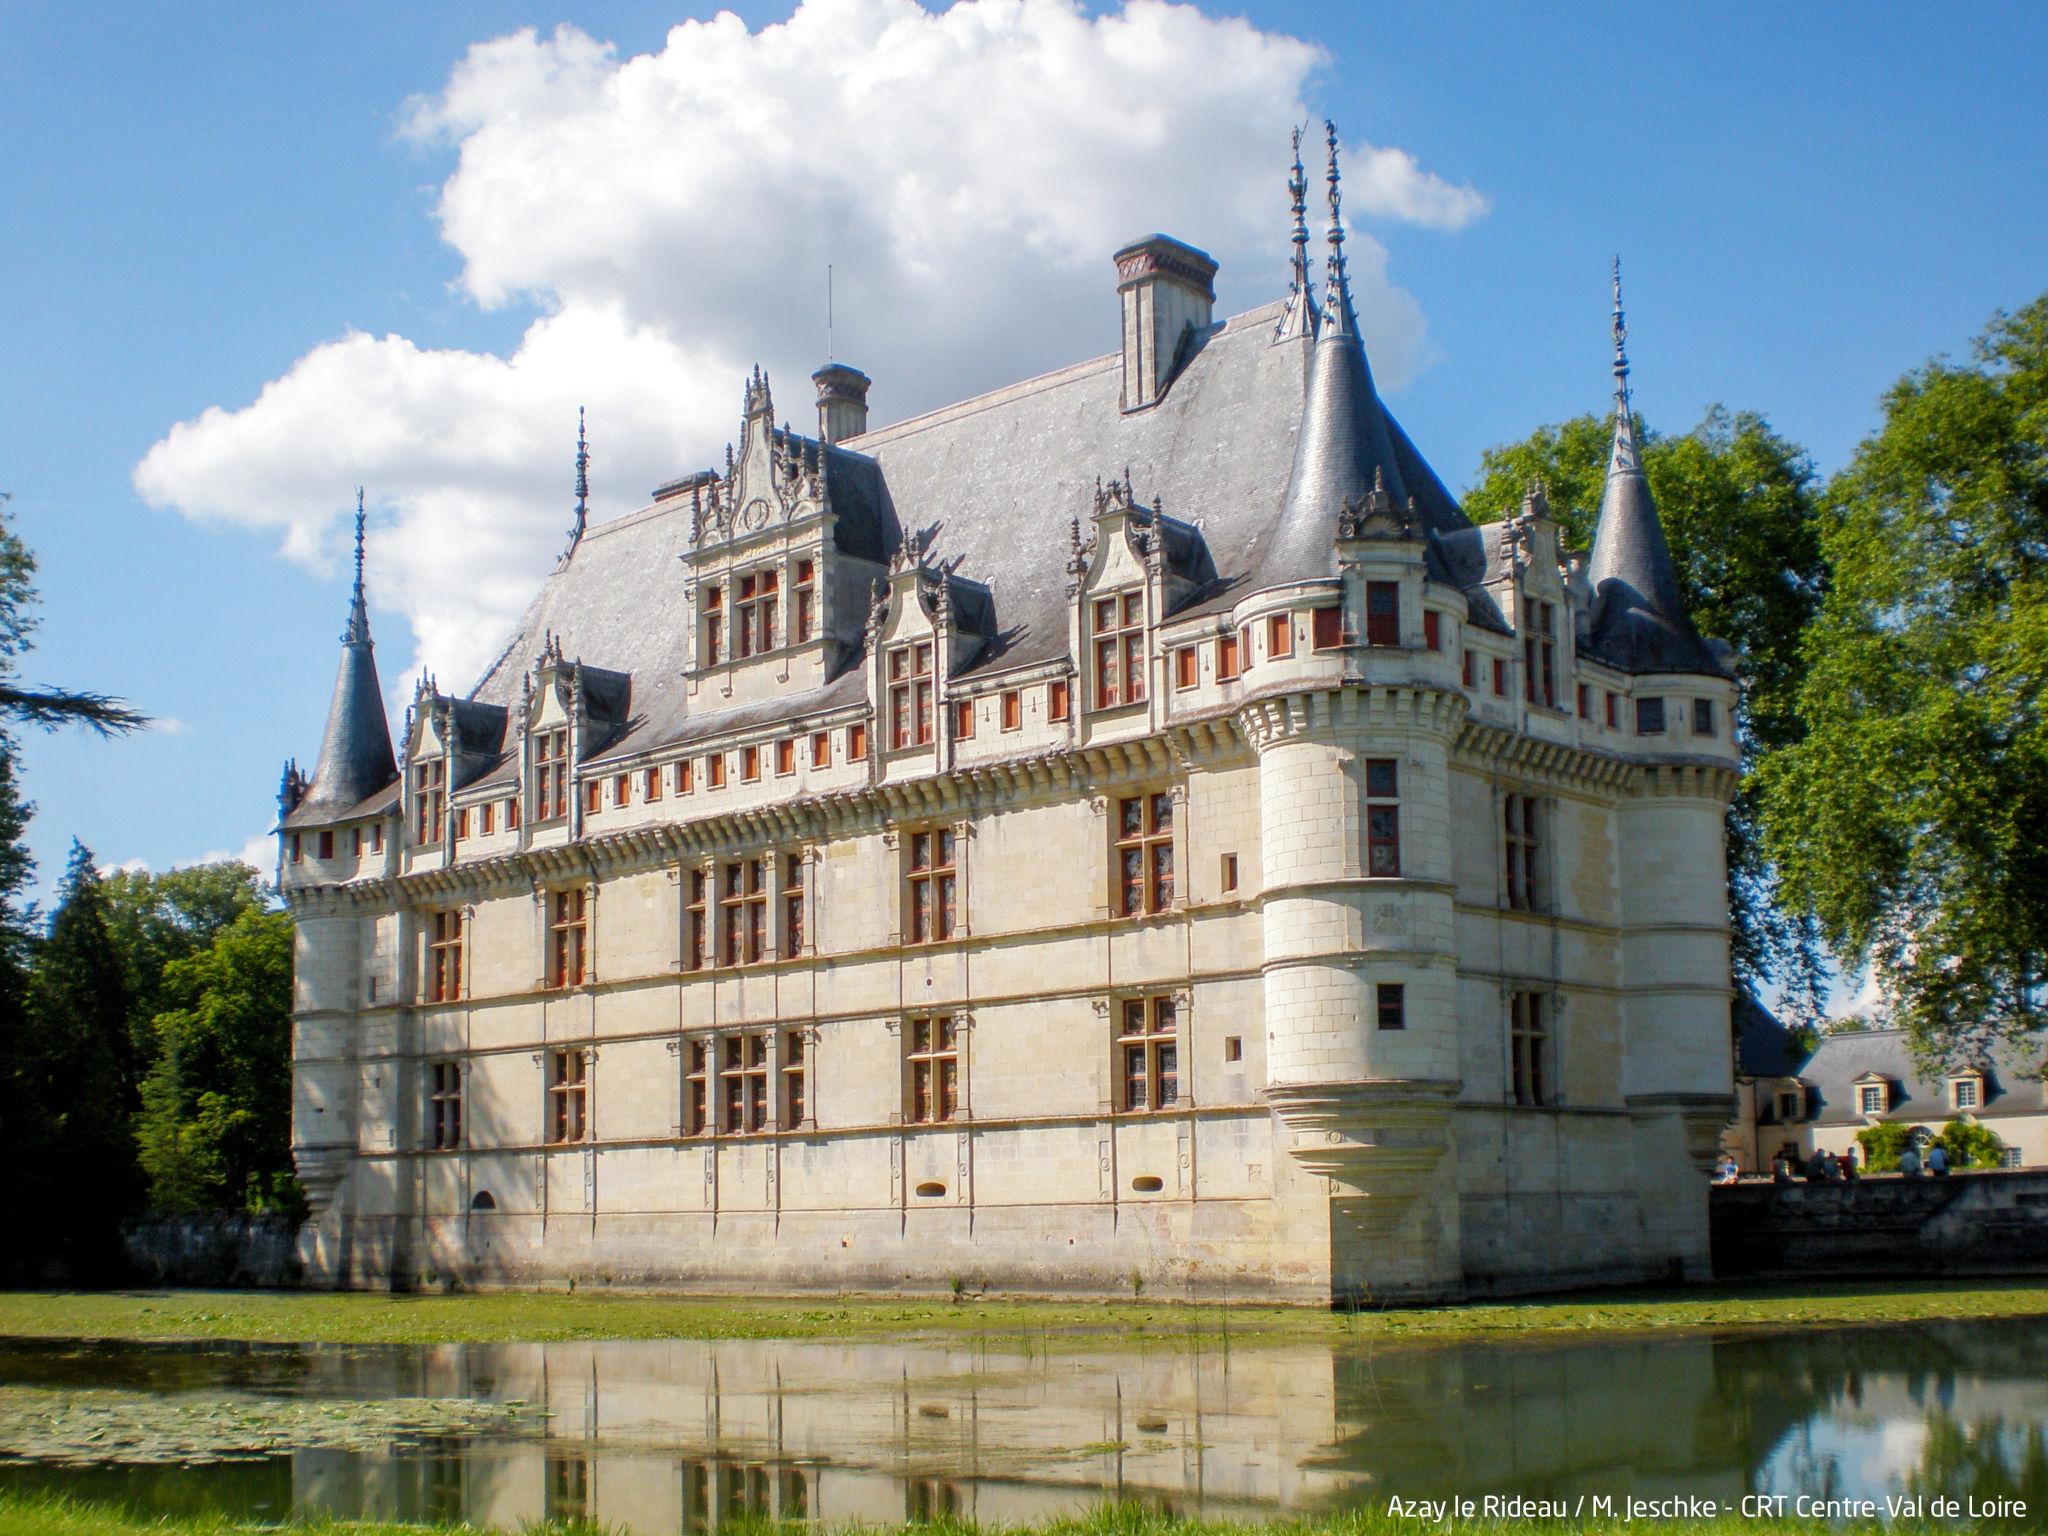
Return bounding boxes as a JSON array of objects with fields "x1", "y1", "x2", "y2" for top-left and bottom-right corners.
[
  {"x1": 343, "y1": 488, "x2": 370, "y2": 645},
  {"x1": 1318, "y1": 120, "x2": 1355, "y2": 337},
  {"x1": 1609, "y1": 256, "x2": 1638, "y2": 471},
  {"x1": 297, "y1": 488, "x2": 398, "y2": 823},
  {"x1": 1274, "y1": 125, "x2": 1318, "y2": 344},
  {"x1": 566, "y1": 406, "x2": 589, "y2": 551}
]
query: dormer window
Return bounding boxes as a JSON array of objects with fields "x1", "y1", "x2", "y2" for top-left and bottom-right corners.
[
  {"x1": 1951, "y1": 1074, "x2": 1982, "y2": 1111},
  {"x1": 888, "y1": 642, "x2": 934, "y2": 749},
  {"x1": 532, "y1": 729, "x2": 569, "y2": 822},
  {"x1": 1093, "y1": 592, "x2": 1146, "y2": 709},
  {"x1": 735, "y1": 570, "x2": 779, "y2": 658},
  {"x1": 413, "y1": 758, "x2": 445, "y2": 846},
  {"x1": 1858, "y1": 1080, "x2": 1889, "y2": 1116},
  {"x1": 1524, "y1": 602, "x2": 1556, "y2": 708},
  {"x1": 794, "y1": 559, "x2": 816, "y2": 643},
  {"x1": 702, "y1": 584, "x2": 724, "y2": 666},
  {"x1": 1636, "y1": 696, "x2": 1666, "y2": 735}
]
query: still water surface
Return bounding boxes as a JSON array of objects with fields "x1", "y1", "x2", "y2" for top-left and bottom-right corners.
[{"x1": 0, "y1": 1317, "x2": 2043, "y2": 1529}]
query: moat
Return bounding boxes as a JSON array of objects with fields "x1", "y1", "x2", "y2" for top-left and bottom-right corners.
[{"x1": 1, "y1": 1317, "x2": 2042, "y2": 1529}]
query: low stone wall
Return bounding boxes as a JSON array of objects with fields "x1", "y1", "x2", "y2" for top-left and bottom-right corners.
[
  {"x1": 122, "y1": 1213, "x2": 302, "y2": 1288},
  {"x1": 1711, "y1": 1168, "x2": 2048, "y2": 1278}
]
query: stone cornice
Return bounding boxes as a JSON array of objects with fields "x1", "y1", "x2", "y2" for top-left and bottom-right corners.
[
  {"x1": 1454, "y1": 718, "x2": 1635, "y2": 792},
  {"x1": 1236, "y1": 684, "x2": 1467, "y2": 747}
]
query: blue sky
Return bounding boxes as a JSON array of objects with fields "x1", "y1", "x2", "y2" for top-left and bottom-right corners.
[{"x1": 1, "y1": 0, "x2": 2044, "y2": 928}]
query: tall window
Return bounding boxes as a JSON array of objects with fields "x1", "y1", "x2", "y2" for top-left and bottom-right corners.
[
  {"x1": 1048, "y1": 679, "x2": 1070, "y2": 722},
  {"x1": 1366, "y1": 581, "x2": 1400, "y2": 646},
  {"x1": 549, "y1": 887, "x2": 589, "y2": 987},
  {"x1": 720, "y1": 857, "x2": 767, "y2": 966},
  {"x1": 889, "y1": 642, "x2": 935, "y2": 749},
  {"x1": 1524, "y1": 601, "x2": 1557, "y2": 708},
  {"x1": 1605, "y1": 692, "x2": 1619, "y2": 729},
  {"x1": 480, "y1": 803, "x2": 495, "y2": 836},
  {"x1": 953, "y1": 699, "x2": 974, "y2": 739},
  {"x1": 685, "y1": 869, "x2": 709, "y2": 971},
  {"x1": 414, "y1": 758, "x2": 445, "y2": 845},
  {"x1": 1118, "y1": 995, "x2": 1179, "y2": 1111},
  {"x1": 706, "y1": 752, "x2": 727, "y2": 790},
  {"x1": 810, "y1": 731, "x2": 831, "y2": 767},
  {"x1": 741, "y1": 744, "x2": 761, "y2": 782},
  {"x1": 794, "y1": 559, "x2": 816, "y2": 643},
  {"x1": 720, "y1": 1034, "x2": 769, "y2": 1133},
  {"x1": 1313, "y1": 604, "x2": 1344, "y2": 651},
  {"x1": 907, "y1": 1016, "x2": 959, "y2": 1123},
  {"x1": 1115, "y1": 792, "x2": 1174, "y2": 917},
  {"x1": 684, "y1": 1038, "x2": 709, "y2": 1134},
  {"x1": 782, "y1": 1031, "x2": 807, "y2": 1128},
  {"x1": 1492, "y1": 657, "x2": 1508, "y2": 697},
  {"x1": 1365, "y1": 759, "x2": 1401, "y2": 876},
  {"x1": 907, "y1": 829, "x2": 957, "y2": 943},
  {"x1": 320, "y1": 829, "x2": 336, "y2": 860},
  {"x1": 1174, "y1": 646, "x2": 1198, "y2": 689},
  {"x1": 848, "y1": 721, "x2": 868, "y2": 761},
  {"x1": 533, "y1": 729, "x2": 569, "y2": 822},
  {"x1": 1217, "y1": 631, "x2": 1242, "y2": 681},
  {"x1": 429, "y1": 1061, "x2": 462, "y2": 1149},
  {"x1": 783, "y1": 854, "x2": 806, "y2": 958},
  {"x1": 1000, "y1": 690, "x2": 1021, "y2": 731},
  {"x1": 1859, "y1": 1082, "x2": 1887, "y2": 1116},
  {"x1": 427, "y1": 909, "x2": 464, "y2": 1002},
  {"x1": 1692, "y1": 698, "x2": 1716, "y2": 736},
  {"x1": 1952, "y1": 1076, "x2": 1980, "y2": 1110},
  {"x1": 1423, "y1": 609, "x2": 1442, "y2": 651},
  {"x1": 1576, "y1": 683, "x2": 1590, "y2": 720},
  {"x1": 1093, "y1": 591, "x2": 1146, "y2": 709},
  {"x1": 644, "y1": 766, "x2": 662, "y2": 802},
  {"x1": 775, "y1": 737, "x2": 796, "y2": 775},
  {"x1": 703, "y1": 584, "x2": 724, "y2": 665},
  {"x1": 736, "y1": 569, "x2": 779, "y2": 658},
  {"x1": 1509, "y1": 992, "x2": 1548, "y2": 1107},
  {"x1": 1504, "y1": 793, "x2": 1542, "y2": 912},
  {"x1": 548, "y1": 1048, "x2": 588, "y2": 1142}
]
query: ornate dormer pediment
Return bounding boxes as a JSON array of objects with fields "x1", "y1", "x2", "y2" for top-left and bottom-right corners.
[
  {"x1": 1336, "y1": 466, "x2": 1424, "y2": 545},
  {"x1": 690, "y1": 367, "x2": 833, "y2": 551}
]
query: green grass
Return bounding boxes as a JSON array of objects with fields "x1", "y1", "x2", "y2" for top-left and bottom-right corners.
[
  {"x1": 0, "y1": 1278, "x2": 2044, "y2": 1349},
  {"x1": 0, "y1": 1495, "x2": 1982, "y2": 1536}
]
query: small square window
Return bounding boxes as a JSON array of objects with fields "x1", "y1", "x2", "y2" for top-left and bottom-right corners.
[
  {"x1": 1312, "y1": 605, "x2": 1344, "y2": 651},
  {"x1": 1952, "y1": 1078, "x2": 1980, "y2": 1110},
  {"x1": 1636, "y1": 697, "x2": 1667, "y2": 735},
  {"x1": 1220, "y1": 852, "x2": 1238, "y2": 893},
  {"x1": 1267, "y1": 614, "x2": 1294, "y2": 659},
  {"x1": 1375, "y1": 983, "x2": 1405, "y2": 1030},
  {"x1": 1223, "y1": 1035, "x2": 1243, "y2": 1063}
]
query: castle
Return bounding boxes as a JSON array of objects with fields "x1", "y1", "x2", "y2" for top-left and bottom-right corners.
[{"x1": 279, "y1": 130, "x2": 1739, "y2": 1302}]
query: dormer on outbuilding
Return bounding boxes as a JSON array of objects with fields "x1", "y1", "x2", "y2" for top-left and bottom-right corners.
[{"x1": 682, "y1": 366, "x2": 895, "y2": 709}]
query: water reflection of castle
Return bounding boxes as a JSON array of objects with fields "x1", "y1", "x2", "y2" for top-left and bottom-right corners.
[{"x1": 275, "y1": 1331, "x2": 1882, "y2": 1532}]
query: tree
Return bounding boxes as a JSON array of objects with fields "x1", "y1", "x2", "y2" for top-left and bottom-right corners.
[
  {"x1": 1466, "y1": 407, "x2": 1830, "y2": 1013},
  {"x1": 12, "y1": 842, "x2": 141, "y2": 1276},
  {"x1": 0, "y1": 495, "x2": 145, "y2": 736},
  {"x1": 102, "y1": 861, "x2": 270, "y2": 1074},
  {"x1": 1760, "y1": 295, "x2": 2048, "y2": 1061},
  {"x1": 137, "y1": 908, "x2": 297, "y2": 1215}
]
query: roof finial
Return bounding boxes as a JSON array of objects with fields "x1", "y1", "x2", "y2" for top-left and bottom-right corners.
[
  {"x1": 342, "y1": 487, "x2": 372, "y2": 645},
  {"x1": 566, "y1": 406, "x2": 590, "y2": 553},
  {"x1": 1610, "y1": 256, "x2": 1639, "y2": 470},
  {"x1": 1319, "y1": 120, "x2": 1354, "y2": 336}
]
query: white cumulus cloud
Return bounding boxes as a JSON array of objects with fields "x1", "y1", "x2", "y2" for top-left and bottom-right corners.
[{"x1": 136, "y1": 0, "x2": 1487, "y2": 690}]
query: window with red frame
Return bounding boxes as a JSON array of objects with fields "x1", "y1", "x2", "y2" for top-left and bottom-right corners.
[
  {"x1": 1092, "y1": 591, "x2": 1146, "y2": 709},
  {"x1": 1115, "y1": 792, "x2": 1175, "y2": 917},
  {"x1": 889, "y1": 641, "x2": 934, "y2": 749},
  {"x1": 1365, "y1": 581, "x2": 1400, "y2": 646}
]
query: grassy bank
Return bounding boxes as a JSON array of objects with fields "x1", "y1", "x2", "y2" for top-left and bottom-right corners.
[
  {"x1": 0, "y1": 1278, "x2": 2044, "y2": 1349},
  {"x1": 0, "y1": 1496, "x2": 1978, "y2": 1536}
]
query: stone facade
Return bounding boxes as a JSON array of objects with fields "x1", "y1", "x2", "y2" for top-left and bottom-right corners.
[{"x1": 279, "y1": 133, "x2": 1739, "y2": 1303}]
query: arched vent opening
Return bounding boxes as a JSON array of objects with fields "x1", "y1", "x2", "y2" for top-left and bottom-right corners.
[
  {"x1": 470, "y1": 1190, "x2": 497, "y2": 1211},
  {"x1": 914, "y1": 1181, "x2": 947, "y2": 1199}
]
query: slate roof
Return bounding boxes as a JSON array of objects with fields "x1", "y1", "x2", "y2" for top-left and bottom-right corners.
[
  {"x1": 1797, "y1": 1028, "x2": 2048, "y2": 1128},
  {"x1": 1734, "y1": 992, "x2": 1802, "y2": 1080},
  {"x1": 286, "y1": 579, "x2": 398, "y2": 829}
]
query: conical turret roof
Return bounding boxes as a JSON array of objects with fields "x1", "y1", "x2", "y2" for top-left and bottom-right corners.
[
  {"x1": 1257, "y1": 123, "x2": 1416, "y2": 589},
  {"x1": 292, "y1": 494, "x2": 398, "y2": 823},
  {"x1": 1585, "y1": 264, "x2": 1724, "y2": 676}
]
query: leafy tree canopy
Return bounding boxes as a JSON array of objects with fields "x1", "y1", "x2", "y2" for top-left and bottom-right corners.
[
  {"x1": 102, "y1": 861, "x2": 271, "y2": 1070},
  {"x1": 1760, "y1": 295, "x2": 2048, "y2": 1060},
  {"x1": 1466, "y1": 407, "x2": 1829, "y2": 1010}
]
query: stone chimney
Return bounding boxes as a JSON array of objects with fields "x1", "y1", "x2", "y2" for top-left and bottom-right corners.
[
  {"x1": 813, "y1": 363, "x2": 872, "y2": 444},
  {"x1": 1114, "y1": 234, "x2": 1218, "y2": 413}
]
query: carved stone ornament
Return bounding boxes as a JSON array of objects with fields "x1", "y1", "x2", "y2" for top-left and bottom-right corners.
[{"x1": 1336, "y1": 466, "x2": 1422, "y2": 542}]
